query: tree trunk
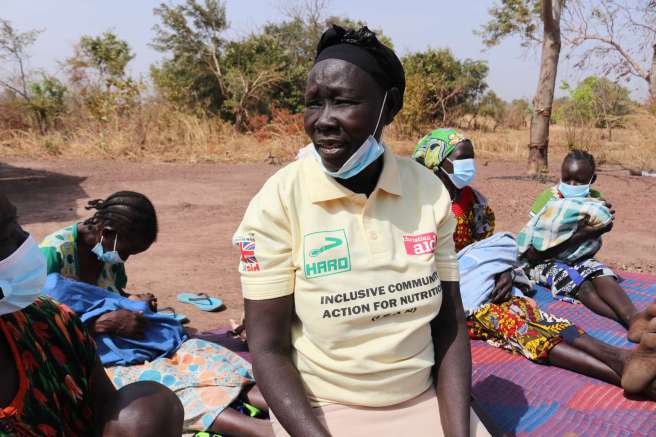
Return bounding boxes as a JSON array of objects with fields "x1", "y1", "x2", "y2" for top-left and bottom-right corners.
[
  {"x1": 650, "y1": 43, "x2": 656, "y2": 103},
  {"x1": 528, "y1": 0, "x2": 563, "y2": 176},
  {"x1": 235, "y1": 110, "x2": 246, "y2": 133}
]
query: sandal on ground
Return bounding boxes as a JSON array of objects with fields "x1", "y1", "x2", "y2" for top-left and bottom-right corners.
[{"x1": 177, "y1": 292, "x2": 224, "y2": 312}]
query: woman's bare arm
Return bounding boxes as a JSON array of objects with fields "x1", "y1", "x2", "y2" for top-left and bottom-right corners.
[
  {"x1": 432, "y1": 281, "x2": 471, "y2": 437},
  {"x1": 245, "y1": 296, "x2": 330, "y2": 437}
]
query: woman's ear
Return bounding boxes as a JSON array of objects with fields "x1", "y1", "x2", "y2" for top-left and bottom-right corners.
[{"x1": 384, "y1": 87, "x2": 402, "y2": 125}]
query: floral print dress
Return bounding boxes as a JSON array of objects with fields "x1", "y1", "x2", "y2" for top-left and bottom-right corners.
[
  {"x1": 0, "y1": 298, "x2": 97, "y2": 436},
  {"x1": 451, "y1": 186, "x2": 495, "y2": 252}
]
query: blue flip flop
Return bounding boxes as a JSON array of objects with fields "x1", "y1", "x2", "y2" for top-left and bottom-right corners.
[
  {"x1": 157, "y1": 306, "x2": 189, "y2": 324},
  {"x1": 176, "y1": 292, "x2": 224, "y2": 312}
]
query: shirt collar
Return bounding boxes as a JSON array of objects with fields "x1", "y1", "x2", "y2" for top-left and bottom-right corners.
[{"x1": 306, "y1": 145, "x2": 403, "y2": 203}]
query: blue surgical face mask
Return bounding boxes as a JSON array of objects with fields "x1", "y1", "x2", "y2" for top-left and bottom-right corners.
[
  {"x1": 91, "y1": 234, "x2": 125, "y2": 265},
  {"x1": 559, "y1": 175, "x2": 594, "y2": 198},
  {"x1": 442, "y1": 158, "x2": 476, "y2": 189},
  {"x1": 559, "y1": 181, "x2": 590, "y2": 198},
  {"x1": 312, "y1": 91, "x2": 388, "y2": 179},
  {"x1": 0, "y1": 235, "x2": 46, "y2": 316}
]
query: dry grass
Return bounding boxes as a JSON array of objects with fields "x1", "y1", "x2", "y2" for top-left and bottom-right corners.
[
  {"x1": 2, "y1": 104, "x2": 655, "y2": 170},
  {"x1": 0, "y1": 104, "x2": 309, "y2": 163}
]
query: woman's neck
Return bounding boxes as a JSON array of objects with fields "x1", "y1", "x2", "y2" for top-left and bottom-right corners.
[{"x1": 336, "y1": 155, "x2": 384, "y2": 197}]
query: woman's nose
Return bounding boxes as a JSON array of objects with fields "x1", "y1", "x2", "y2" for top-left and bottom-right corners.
[{"x1": 315, "y1": 104, "x2": 339, "y2": 132}]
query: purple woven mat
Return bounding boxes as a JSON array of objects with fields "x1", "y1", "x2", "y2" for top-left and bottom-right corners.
[{"x1": 472, "y1": 271, "x2": 656, "y2": 437}]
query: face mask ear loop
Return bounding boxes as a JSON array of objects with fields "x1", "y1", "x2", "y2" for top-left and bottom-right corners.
[
  {"x1": 439, "y1": 157, "x2": 454, "y2": 176},
  {"x1": 112, "y1": 234, "x2": 118, "y2": 251},
  {"x1": 372, "y1": 91, "x2": 388, "y2": 138}
]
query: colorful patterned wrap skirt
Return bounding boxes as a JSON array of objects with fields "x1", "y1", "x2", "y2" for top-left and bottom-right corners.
[
  {"x1": 467, "y1": 297, "x2": 584, "y2": 362},
  {"x1": 106, "y1": 339, "x2": 255, "y2": 435}
]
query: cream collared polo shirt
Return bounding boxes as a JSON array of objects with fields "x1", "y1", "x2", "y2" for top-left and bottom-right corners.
[{"x1": 234, "y1": 148, "x2": 459, "y2": 408}]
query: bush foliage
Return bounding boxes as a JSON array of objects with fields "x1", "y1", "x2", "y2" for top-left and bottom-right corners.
[{"x1": 0, "y1": 0, "x2": 644, "y2": 160}]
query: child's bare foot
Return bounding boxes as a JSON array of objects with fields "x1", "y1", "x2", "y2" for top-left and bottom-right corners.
[
  {"x1": 622, "y1": 319, "x2": 656, "y2": 394},
  {"x1": 627, "y1": 303, "x2": 656, "y2": 343}
]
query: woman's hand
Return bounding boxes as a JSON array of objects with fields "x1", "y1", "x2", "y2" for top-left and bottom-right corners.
[
  {"x1": 128, "y1": 293, "x2": 158, "y2": 311},
  {"x1": 602, "y1": 199, "x2": 616, "y2": 217},
  {"x1": 573, "y1": 197, "x2": 615, "y2": 241},
  {"x1": 490, "y1": 269, "x2": 514, "y2": 304},
  {"x1": 94, "y1": 310, "x2": 147, "y2": 338},
  {"x1": 572, "y1": 218, "x2": 614, "y2": 241}
]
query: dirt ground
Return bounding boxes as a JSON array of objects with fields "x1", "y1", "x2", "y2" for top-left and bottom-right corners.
[{"x1": 2, "y1": 156, "x2": 655, "y2": 332}]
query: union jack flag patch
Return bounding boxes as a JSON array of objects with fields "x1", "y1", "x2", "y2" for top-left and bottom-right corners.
[{"x1": 236, "y1": 236, "x2": 260, "y2": 272}]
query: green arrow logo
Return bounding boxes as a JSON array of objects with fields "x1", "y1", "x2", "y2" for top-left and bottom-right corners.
[{"x1": 309, "y1": 237, "x2": 342, "y2": 257}]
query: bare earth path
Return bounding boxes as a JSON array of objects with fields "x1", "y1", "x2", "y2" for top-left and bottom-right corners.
[{"x1": 2, "y1": 157, "x2": 655, "y2": 331}]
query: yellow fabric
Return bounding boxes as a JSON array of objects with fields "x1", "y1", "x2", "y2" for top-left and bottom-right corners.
[{"x1": 234, "y1": 148, "x2": 459, "y2": 408}]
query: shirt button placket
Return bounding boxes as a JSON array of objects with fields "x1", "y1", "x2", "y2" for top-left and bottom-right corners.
[{"x1": 362, "y1": 201, "x2": 385, "y2": 255}]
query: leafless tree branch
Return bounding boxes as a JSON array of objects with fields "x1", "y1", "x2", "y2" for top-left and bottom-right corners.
[{"x1": 562, "y1": 0, "x2": 655, "y2": 92}]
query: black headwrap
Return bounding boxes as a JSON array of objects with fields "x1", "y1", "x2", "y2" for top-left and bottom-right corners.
[{"x1": 315, "y1": 25, "x2": 405, "y2": 103}]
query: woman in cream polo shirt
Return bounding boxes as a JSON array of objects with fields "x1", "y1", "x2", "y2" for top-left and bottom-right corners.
[{"x1": 234, "y1": 25, "x2": 489, "y2": 437}]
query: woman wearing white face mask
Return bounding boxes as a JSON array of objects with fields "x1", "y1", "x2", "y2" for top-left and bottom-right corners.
[
  {"x1": 524, "y1": 149, "x2": 654, "y2": 345},
  {"x1": 0, "y1": 195, "x2": 184, "y2": 436},
  {"x1": 413, "y1": 128, "x2": 494, "y2": 253},
  {"x1": 39, "y1": 191, "x2": 158, "y2": 339}
]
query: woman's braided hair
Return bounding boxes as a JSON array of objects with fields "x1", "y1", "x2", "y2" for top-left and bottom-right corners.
[{"x1": 84, "y1": 191, "x2": 158, "y2": 244}]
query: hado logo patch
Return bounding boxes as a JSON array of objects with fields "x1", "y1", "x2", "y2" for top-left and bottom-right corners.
[{"x1": 403, "y1": 232, "x2": 437, "y2": 255}]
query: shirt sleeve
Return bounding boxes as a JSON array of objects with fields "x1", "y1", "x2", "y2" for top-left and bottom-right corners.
[
  {"x1": 480, "y1": 205, "x2": 496, "y2": 240},
  {"x1": 434, "y1": 190, "x2": 459, "y2": 282},
  {"x1": 40, "y1": 246, "x2": 63, "y2": 275},
  {"x1": 233, "y1": 177, "x2": 295, "y2": 300},
  {"x1": 471, "y1": 190, "x2": 496, "y2": 241},
  {"x1": 530, "y1": 187, "x2": 554, "y2": 216}
]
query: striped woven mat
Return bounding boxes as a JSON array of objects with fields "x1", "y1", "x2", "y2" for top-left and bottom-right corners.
[{"x1": 472, "y1": 272, "x2": 656, "y2": 436}]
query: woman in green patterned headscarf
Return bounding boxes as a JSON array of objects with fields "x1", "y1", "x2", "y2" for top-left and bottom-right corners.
[
  {"x1": 412, "y1": 128, "x2": 494, "y2": 251},
  {"x1": 412, "y1": 128, "x2": 467, "y2": 172}
]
